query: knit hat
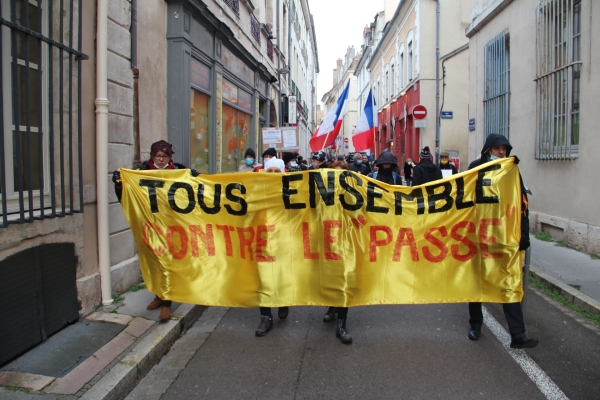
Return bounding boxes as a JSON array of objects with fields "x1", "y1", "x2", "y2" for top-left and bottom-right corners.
[
  {"x1": 244, "y1": 148, "x2": 256, "y2": 159},
  {"x1": 264, "y1": 158, "x2": 285, "y2": 172},
  {"x1": 311, "y1": 152, "x2": 326, "y2": 162},
  {"x1": 262, "y1": 147, "x2": 277, "y2": 158},
  {"x1": 150, "y1": 140, "x2": 174, "y2": 157},
  {"x1": 282, "y1": 152, "x2": 296, "y2": 164},
  {"x1": 440, "y1": 151, "x2": 449, "y2": 157},
  {"x1": 420, "y1": 147, "x2": 431, "y2": 159}
]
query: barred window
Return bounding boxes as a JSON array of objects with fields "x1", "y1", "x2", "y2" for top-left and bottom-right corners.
[
  {"x1": 535, "y1": 0, "x2": 581, "y2": 160},
  {"x1": 223, "y1": 0, "x2": 240, "y2": 18},
  {"x1": 0, "y1": 0, "x2": 87, "y2": 227},
  {"x1": 483, "y1": 30, "x2": 510, "y2": 139}
]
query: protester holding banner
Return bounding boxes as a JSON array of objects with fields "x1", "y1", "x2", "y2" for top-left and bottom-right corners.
[
  {"x1": 438, "y1": 151, "x2": 458, "y2": 175},
  {"x1": 253, "y1": 148, "x2": 277, "y2": 172},
  {"x1": 349, "y1": 153, "x2": 369, "y2": 175},
  {"x1": 238, "y1": 148, "x2": 258, "y2": 172},
  {"x1": 372, "y1": 151, "x2": 401, "y2": 185},
  {"x1": 466, "y1": 133, "x2": 538, "y2": 349},
  {"x1": 309, "y1": 152, "x2": 327, "y2": 169},
  {"x1": 254, "y1": 157, "x2": 290, "y2": 336},
  {"x1": 112, "y1": 140, "x2": 199, "y2": 321},
  {"x1": 283, "y1": 152, "x2": 301, "y2": 172},
  {"x1": 411, "y1": 147, "x2": 442, "y2": 186}
]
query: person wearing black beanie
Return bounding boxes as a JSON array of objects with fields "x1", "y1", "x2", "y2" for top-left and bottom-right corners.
[
  {"x1": 239, "y1": 148, "x2": 257, "y2": 172},
  {"x1": 282, "y1": 152, "x2": 301, "y2": 172}
]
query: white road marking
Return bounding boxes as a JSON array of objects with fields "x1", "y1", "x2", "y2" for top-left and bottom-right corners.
[{"x1": 483, "y1": 307, "x2": 569, "y2": 400}]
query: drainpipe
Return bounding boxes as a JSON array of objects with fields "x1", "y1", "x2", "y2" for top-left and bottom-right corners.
[
  {"x1": 95, "y1": 0, "x2": 112, "y2": 306},
  {"x1": 434, "y1": 0, "x2": 440, "y2": 164}
]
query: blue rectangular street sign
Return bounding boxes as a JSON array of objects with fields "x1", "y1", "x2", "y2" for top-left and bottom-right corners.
[
  {"x1": 469, "y1": 118, "x2": 476, "y2": 131},
  {"x1": 441, "y1": 111, "x2": 453, "y2": 119}
]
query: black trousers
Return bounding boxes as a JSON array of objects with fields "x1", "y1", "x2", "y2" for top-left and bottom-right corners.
[
  {"x1": 259, "y1": 307, "x2": 288, "y2": 317},
  {"x1": 468, "y1": 302, "x2": 526, "y2": 340}
]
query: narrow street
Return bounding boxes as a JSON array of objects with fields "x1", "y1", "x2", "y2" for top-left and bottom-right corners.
[{"x1": 128, "y1": 287, "x2": 600, "y2": 399}]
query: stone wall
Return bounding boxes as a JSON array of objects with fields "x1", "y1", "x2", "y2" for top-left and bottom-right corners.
[{"x1": 530, "y1": 211, "x2": 600, "y2": 256}]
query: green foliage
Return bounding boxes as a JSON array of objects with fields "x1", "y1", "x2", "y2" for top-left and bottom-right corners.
[
  {"x1": 535, "y1": 231, "x2": 554, "y2": 242},
  {"x1": 529, "y1": 276, "x2": 600, "y2": 327},
  {"x1": 126, "y1": 282, "x2": 147, "y2": 292},
  {"x1": 555, "y1": 240, "x2": 568, "y2": 247},
  {"x1": 112, "y1": 295, "x2": 125, "y2": 303},
  {"x1": 590, "y1": 253, "x2": 600, "y2": 260}
]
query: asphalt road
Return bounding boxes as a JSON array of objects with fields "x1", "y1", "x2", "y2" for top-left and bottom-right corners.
[{"x1": 137, "y1": 288, "x2": 600, "y2": 399}]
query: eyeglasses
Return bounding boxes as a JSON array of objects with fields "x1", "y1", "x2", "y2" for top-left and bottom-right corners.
[{"x1": 154, "y1": 154, "x2": 169, "y2": 159}]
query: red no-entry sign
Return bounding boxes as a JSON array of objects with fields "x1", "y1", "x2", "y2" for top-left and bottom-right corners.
[{"x1": 412, "y1": 105, "x2": 427, "y2": 120}]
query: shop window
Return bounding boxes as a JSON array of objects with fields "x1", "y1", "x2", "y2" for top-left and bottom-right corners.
[
  {"x1": 222, "y1": 104, "x2": 251, "y2": 173},
  {"x1": 190, "y1": 89, "x2": 210, "y2": 174}
]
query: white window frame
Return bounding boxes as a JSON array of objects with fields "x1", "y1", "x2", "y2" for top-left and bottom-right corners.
[
  {"x1": 535, "y1": 0, "x2": 581, "y2": 160},
  {"x1": 1, "y1": 0, "x2": 50, "y2": 215},
  {"x1": 399, "y1": 44, "x2": 405, "y2": 90},
  {"x1": 407, "y1": 31, "x2": 414, "y2": 82}
]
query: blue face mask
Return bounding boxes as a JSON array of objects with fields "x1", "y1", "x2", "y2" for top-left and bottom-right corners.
[
  {"x1": 356, "y1": 160, "x2": 362, "y2": 165},
  {"x1": 490, "y1": 155, "x2": 500, "y2": 161},
  {"x1": 245, "y1": 157, "x2": 254, "y2": 166}
]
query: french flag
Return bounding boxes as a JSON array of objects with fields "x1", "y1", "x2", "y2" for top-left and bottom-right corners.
[
  {"x1": 309, "y1": 80, "x2": 350, "y2": 152},
  {"x1": 352, "y1": 88, "x2": 377, "y2": 152}
]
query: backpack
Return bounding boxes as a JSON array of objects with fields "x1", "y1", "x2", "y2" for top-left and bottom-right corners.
[{"x1": 372, "y1": 171, "x2": 398, "y2": 184}]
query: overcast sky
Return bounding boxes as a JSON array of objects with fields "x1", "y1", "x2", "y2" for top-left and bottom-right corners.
[{"x1": 310, "y1": 0, "x2": 384, "y2": 105}]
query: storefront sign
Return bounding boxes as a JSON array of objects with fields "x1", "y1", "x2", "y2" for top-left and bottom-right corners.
[
  {"x1": 191, "y1": 59, "x2": 210, "y2": 92},
  {"x1": 222, "y1": 79, "x2": 238, "y2": 105},
  {"x1": 289, "y1": 96, "x2": 297, "y2": 124}
]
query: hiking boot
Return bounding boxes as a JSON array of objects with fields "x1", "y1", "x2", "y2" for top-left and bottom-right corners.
[
  {"x1": 147, "y1": 296, "x2": 162, "y2": 310},
  {"x1": 336, "y1": 318, "x2": 352, "y2": 344},
  {"x1": 323, "y1": 307, "x2": 337, "y2": 322},
  {"x1": 278, "y1": 307, "x2": 289, "y2": 320},
  {"x1": 255, "y1": 316, "x2": 273, "y2": 337},
  {"x1": 510, "y1": 336, "x2": 539, "y2": 349},
  {"x1": 159, "y1": 306, "x2": 171, "y2": 320}
]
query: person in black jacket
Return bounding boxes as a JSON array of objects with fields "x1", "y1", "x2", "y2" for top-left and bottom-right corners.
[
  {"x1": 112, "y1": 140, "x2": 199, "y2": 321},
  {"x1": 438, "y1": 150, "x2": 458, "y2": 175},
  {"x1": 372, "y1": 151, "x2": 401, "y2": 185},
  {"x1": 403, "y1": 158, "x2": 415, "y2": 186},
  {"x1": 348, "y1": 153, "x2": 369, "y2": 175},
  {"x1": 411, "y1": 147, "x2": 442, "y2": 185},
  {"x1": 466, "y1": 133, "x2": 538, "y2": 349}
]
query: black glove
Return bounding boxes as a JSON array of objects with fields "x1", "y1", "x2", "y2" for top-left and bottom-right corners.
[
  {"x1": 191, "y1": 169, "x2": 201, "y2": 177},
  {"x1": 519, "y1": 234, "x2": 530, "y2": 251},
  {"x1": 112, "y1": 171, "x2": 121, "y2": 184}
]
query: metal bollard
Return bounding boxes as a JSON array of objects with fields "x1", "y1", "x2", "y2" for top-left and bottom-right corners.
[{"x1": 522, "y1": 247, "x2": 532, "y2": 318}]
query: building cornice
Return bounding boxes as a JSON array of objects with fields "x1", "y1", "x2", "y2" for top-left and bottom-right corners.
[{"x1": 465, "y1": 0, "x2": 514, "y2": 38}]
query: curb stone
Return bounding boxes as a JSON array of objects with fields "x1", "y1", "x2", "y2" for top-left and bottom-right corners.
[
  {"x1": 79, "y1": 304, "x2": 205, "y2": 400},
  {"x1": 529, "y1": 266, "x2": 600, "y2": 317}
]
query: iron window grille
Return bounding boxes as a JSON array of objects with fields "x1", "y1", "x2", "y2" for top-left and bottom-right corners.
[
  {"x1": 223, "y1": 0, "x2": 240, "y2": 18},
  {"x1": 0, "y1": 0, "x2": 87, "y2": 228},
  {"x1": 266, "y1": 39, "x2": 273, "y2": 61},
  {"x1": 483, "y1": 30, "x2": 510, "y2": 139},
  {"x1": 250, "y1": 13, "x2": 260, "y2": 44},
  {"x1": 535, "y1": 0, "x2": 581, "y2": 160}
]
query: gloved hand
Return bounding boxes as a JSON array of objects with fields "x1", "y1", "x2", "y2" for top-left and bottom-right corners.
[
  {"x1": 112, "y1": 171, "x2": 121, "y2": 183},
  {"x1": 191, "y1": 169, "x2": 201, "y2": 177}
]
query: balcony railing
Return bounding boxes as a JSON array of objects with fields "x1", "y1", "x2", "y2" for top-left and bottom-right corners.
[
  {"x1": 224, "y1": 0, "x2": 240, "y2": 17},
  {"x1": 250, "y1": 14, "x2": 260, "y2": 44}
]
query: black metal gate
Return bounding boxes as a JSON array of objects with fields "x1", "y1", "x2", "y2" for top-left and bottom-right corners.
[{"x1": 0, "y1": 243, "x2": 79, "y2": 366}]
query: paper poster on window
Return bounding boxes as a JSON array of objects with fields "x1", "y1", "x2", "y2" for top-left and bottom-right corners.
[
  {"x1": 283, "y1": 128, "x2": 297, "y2": 148},
  {"x1": 263, "y1": 128, "x2": 281, "y2": 144},
  {"x1": 442, "y1": 169, "x2": 453, "y2": 178}
]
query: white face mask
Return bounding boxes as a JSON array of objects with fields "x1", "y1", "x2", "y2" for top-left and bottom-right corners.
[
  {"x1": 290, "y1": 162, "x2": 298, "y2": 167},
  {"x1": 490, "y1": 155, "x2": 500, "y2": 161},
  {"x1": 153, "y1": 162, "x2": 169, "y2": 169}
]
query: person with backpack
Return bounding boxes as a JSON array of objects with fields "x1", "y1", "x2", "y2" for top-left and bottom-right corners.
[{"x1": 371, "y1": 151, "x2": 401, "y2": 185}]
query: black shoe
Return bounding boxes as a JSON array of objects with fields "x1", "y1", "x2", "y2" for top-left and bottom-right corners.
[
  {"x1": 323, "y1": 307, "x2": 337, "y2": 323},
  {"x1": 510, "y1": 336, "x2": 539, "y2": 349},
  {"x1": 468, "y1": 328, "x2": 481, "y2": 340},
  {"x1": 336, "y1": 318, "x2": 352, "y2": 344},
  {"x1": 278, "y1": 307, "x2": 289, "y2": 320},
  {"x1": 255, "y1": 316, "x2": 273, "y2": 337}
]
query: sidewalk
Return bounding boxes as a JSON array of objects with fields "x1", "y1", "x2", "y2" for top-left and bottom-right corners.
[
  {"x1": 0, "y1": 290, "x2": 204, "y2": 400},
  {"x1": 0, "y1": 237, "x2": 598, "y2": 399},
  {"x1": 528, "y1": 236, "x2": 600, "y2": 316}
]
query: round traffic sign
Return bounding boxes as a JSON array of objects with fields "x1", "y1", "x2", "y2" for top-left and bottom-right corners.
[
  {"x1": 343, "y1": 137, "x2": 349, "y2": 143},
  {"x1": 412, "y1": 104, "x2": 427, "y2": 120}
]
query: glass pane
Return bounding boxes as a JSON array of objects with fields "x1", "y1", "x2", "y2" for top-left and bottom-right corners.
[
  {"x1": 13, "y1": 130, "x2": 42, "y2": 191},
  {"x1": 16, "y1": 0, "x2": 40, "y2": 65},
  {"x1": 221, "y1": 105, "x2": 251, "y2": 173},
  {"x1": 17, "y1": 65, "x2": 40, "y2": 128},
  {"x1": 190, "y1": 89, "x2": 210, "y2": 174}
]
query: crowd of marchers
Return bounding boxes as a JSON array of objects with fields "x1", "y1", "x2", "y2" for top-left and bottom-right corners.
[{"x1": 111, "y1": 135, "x2": 538, "y2": 349}]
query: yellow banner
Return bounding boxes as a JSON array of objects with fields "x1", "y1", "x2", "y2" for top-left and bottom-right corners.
[{"x1": 119, "y1": 158, "x2": 524, "y2": 307}]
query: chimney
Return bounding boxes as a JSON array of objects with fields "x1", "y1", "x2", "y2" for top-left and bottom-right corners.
[{"x1": 333, "y1": 69, "x2": 338, "y2": 86}]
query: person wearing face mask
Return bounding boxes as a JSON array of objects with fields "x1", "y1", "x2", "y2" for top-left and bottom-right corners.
[
  {"x1": 349, "y1": 153, "x2": 369, "y2": 175},
  {"x1": 438, "y1": 151, "x2": 458, "y2": 175},
  {"x1": 238, "y1": 148, "x2": 258, "y2": 172},
  {"x1": 412, "y1": 146, "x2": 443, "y2": 186},
  {"x1": 112, "y1": 140, "x2": 200, "y2": 321},
  {"x1": 282, "y1": 152, "x2": 301, "y2": 172},
  {"x1": 371, "y1": 151, "x2": 401, "y2": 185},
  {"x1": 465, "y1": 133, "x2": 538, "y2": 349},
  {"x1": 309, "y1": 152, "x2": 327, "y2": 169},
  {"x1": 253, "y1": 148, "x2": 278, "y2": 172}
]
